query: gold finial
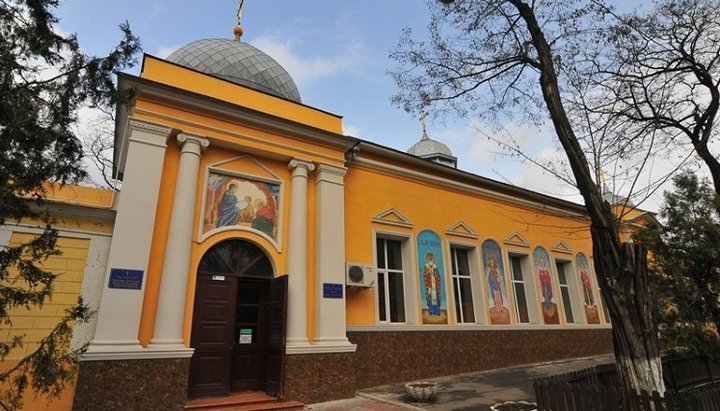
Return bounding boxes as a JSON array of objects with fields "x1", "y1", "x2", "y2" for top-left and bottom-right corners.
[
  {"x1": 420, "y1": 111, "x2": 429, "y2": 140},
  {"x1": 234, "y1": 0, "x2": 245, "y2": 40}
]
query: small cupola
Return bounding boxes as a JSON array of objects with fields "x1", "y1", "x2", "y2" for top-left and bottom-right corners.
[{"x1": 406, "y1": 112, "x2": 457, "y2": 168}]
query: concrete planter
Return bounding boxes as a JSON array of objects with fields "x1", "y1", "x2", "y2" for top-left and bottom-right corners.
[{"x1": 404, "y1": 382, "x2": 439, "y2": 402}]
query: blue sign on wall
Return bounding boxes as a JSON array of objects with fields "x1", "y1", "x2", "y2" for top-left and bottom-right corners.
[
  {"x1": 323, "y1": 283, "x2": 343, "y2": 299},
  {"x1": 108, "y1": 268, "x2": 144, "y2": 290}
]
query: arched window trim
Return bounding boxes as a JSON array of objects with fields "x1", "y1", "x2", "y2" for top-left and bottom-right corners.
[{"x1": 198, "y1": 239, "x2": 274, "y2": 279}]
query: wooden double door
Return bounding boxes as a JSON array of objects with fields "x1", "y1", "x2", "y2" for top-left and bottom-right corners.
[{"x1": 188, "y1": 240, "x2": 287, "y2": 399}]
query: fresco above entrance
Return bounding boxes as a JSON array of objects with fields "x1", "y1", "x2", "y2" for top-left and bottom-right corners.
[{"x1": 204, "y1": 170, "x2": 281, "y2": 241}]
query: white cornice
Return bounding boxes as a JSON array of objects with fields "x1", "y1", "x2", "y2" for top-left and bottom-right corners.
[
  {"x1": 128, "y1": 118, "x2": 173, "y2": 138},
  {"x1": 1, "y1": 223, "x2": 113, "y2": 239},
  {"x1": 80, "y1": 347, "x2": 194, "y2": 361},
  {"x1": 315, "y1": 164, "x2": 347, "y2": 185},
  {"x1": 286, "y1": 343, "x2": 358, "y2": 355}
]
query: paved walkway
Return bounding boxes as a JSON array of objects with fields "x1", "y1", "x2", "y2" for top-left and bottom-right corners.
[{"x1": 306, "y1": 354, "x2": 614, "y2": 411}]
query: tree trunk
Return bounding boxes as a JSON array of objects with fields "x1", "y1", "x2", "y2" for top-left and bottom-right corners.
[
  {"x1": 693, "y1": 141, "x2": 720, "y2": 197},
  {"x1": 691, "y1": 62, "x2": 720, "y2": 197},
  {"x1": 508, "y1": 0, "x2": 665, "y2": 394},
  {"x1": 595, "y1": 240, "x2": 664, "y2": 395}
]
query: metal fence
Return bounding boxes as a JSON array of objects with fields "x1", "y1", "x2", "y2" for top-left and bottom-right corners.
[{"x1": 534, "y1": 355, "x2": 720, "y2": 410}]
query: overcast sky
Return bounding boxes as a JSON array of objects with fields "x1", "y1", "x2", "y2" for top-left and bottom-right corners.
[{"x1": 56, "y1": 0, "x2": 686, "y2": 211}]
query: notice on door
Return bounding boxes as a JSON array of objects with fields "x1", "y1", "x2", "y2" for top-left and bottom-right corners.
[{"x1": 238, "y1": 328, "x2": 253, "y2": 344}]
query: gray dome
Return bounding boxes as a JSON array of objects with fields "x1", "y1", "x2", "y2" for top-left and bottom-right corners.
[
  {"x1": 167, "y1": 38, "x2": 301, "y2": 103},
  {"x1": 407, "y1": 133, "x2": 454, "y2": 157}
]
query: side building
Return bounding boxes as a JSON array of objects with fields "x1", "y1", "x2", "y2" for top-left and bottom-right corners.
[{"x1": 0, "y1": 184, "x2": 115, "y2": 411}]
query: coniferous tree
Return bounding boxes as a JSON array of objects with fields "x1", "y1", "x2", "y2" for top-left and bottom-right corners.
[
  {"x1": 639, "y1": 173, "x2": 720, "y2": 359},
  {"x1": 0, "y1": 1, "x2": 139, "y2": 409}
]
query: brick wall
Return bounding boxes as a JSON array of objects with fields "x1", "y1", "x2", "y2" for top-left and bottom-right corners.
[{"x1": 348, "y1": 328, "x2": 613, "y2": 389}]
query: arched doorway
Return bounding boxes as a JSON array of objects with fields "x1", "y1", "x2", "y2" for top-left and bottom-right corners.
[{"x1": 188, "y1": 240, "x2": 287, "y2": 399}]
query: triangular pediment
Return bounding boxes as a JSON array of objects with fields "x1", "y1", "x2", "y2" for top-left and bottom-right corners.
[
  {"x1": 446, "y1": 221, "x2": 478, "y2": 239},
  {"x1": 624, "y1": 211, "x2": 658, "y2": 227},
  {"x1": 372, "y1": 208, "x2": 413, "y2": 228},
  {"x1": 504, "y1": 232, "x2": 530, "y2": 247},
  {"x1": 552, "y1": 240, "x2": 573, "y2": 254},
  {"x1": 209, "y1": 155, "x2": 281, "y2": 183}
]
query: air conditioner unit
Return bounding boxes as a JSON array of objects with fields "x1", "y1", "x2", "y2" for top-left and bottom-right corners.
[{"x1": 345, "y1": 263, "x2": 375, "y2": 287}]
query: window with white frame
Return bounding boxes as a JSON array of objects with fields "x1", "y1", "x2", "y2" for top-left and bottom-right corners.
[
  {"x1": 376, "y1": 237, "x2": 406, "y2": 323},
  {"x1": 450, "y1": 246, "x2": 475, "y2": 323},
  {"x1": 509, "y1": 255, "x2": 531, "y2": 323},
  {"x1": 555, "y1": 260, "x2": 578, "y2": 323}
]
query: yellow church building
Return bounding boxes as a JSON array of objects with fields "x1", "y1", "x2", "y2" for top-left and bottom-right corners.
[{"x1": 2, "y1": 14, "x2": 627, "y2": 410}]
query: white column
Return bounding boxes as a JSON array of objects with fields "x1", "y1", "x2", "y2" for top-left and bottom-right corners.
[
  {"x1": 71, "y1": 235, "x2": 112, "y2": 352},
  {"x1": 149, "y1": 133, "x2": 208, "y2": 355},
  {"x1": 312, "y1": 164, "x2": 356, "y2": 352},
  {"x1": 285, "y1": 159, "x2": 315, "y2": 351},
  {"x1": 85, "y1": 119, "x2": 170, "y2": 359}
]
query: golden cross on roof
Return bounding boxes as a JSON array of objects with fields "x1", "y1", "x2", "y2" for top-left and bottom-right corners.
[
  {"x1": 236, "y1": 0, "x2": 244, "y2": 26},
  {"x1": 420, "y1": 111, "x2": 428, "y2": 137},
  {"x1": 233, "y1": 0, "x2": 245, "y2": 39}
]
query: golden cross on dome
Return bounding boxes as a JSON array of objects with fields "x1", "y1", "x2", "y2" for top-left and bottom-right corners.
[
  {"x1": 237, "y1": 0, "x2": 244, "y2": 26},
  {"x1": 420, "y1": 111, "x2": 429, "y2": 139},
  {"x1": 233, "y1": 0, "x2": 245, "y2": 39}
]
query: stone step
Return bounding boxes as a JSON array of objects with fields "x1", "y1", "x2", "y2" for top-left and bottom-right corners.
[
  {"x1": 185, "y1": 391, "x2": 304, "y2": 411},
  {"x1": 208, "y1": 400, "x2": 305, "y2": 411}
]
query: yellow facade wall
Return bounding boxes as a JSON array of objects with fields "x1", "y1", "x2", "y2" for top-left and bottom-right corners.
[
  {"x1": 0, "y1": 233, "x2": 91, "y2": 411},
  {"x1": 0, "y1": 360, "x2": 75, "y2": 411},
  {"x1": 140, "y1": 56, "x2": 343, "y2": 135},
  {"x1": 344, "y1": 162, "x2": 596, "y2": 326},
  {"x1": 42, "y1": 183, "x2": 115, "y2": 209},
  {"x1": 2, "y1": 234, "x2": 90, "y2": 359}
]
